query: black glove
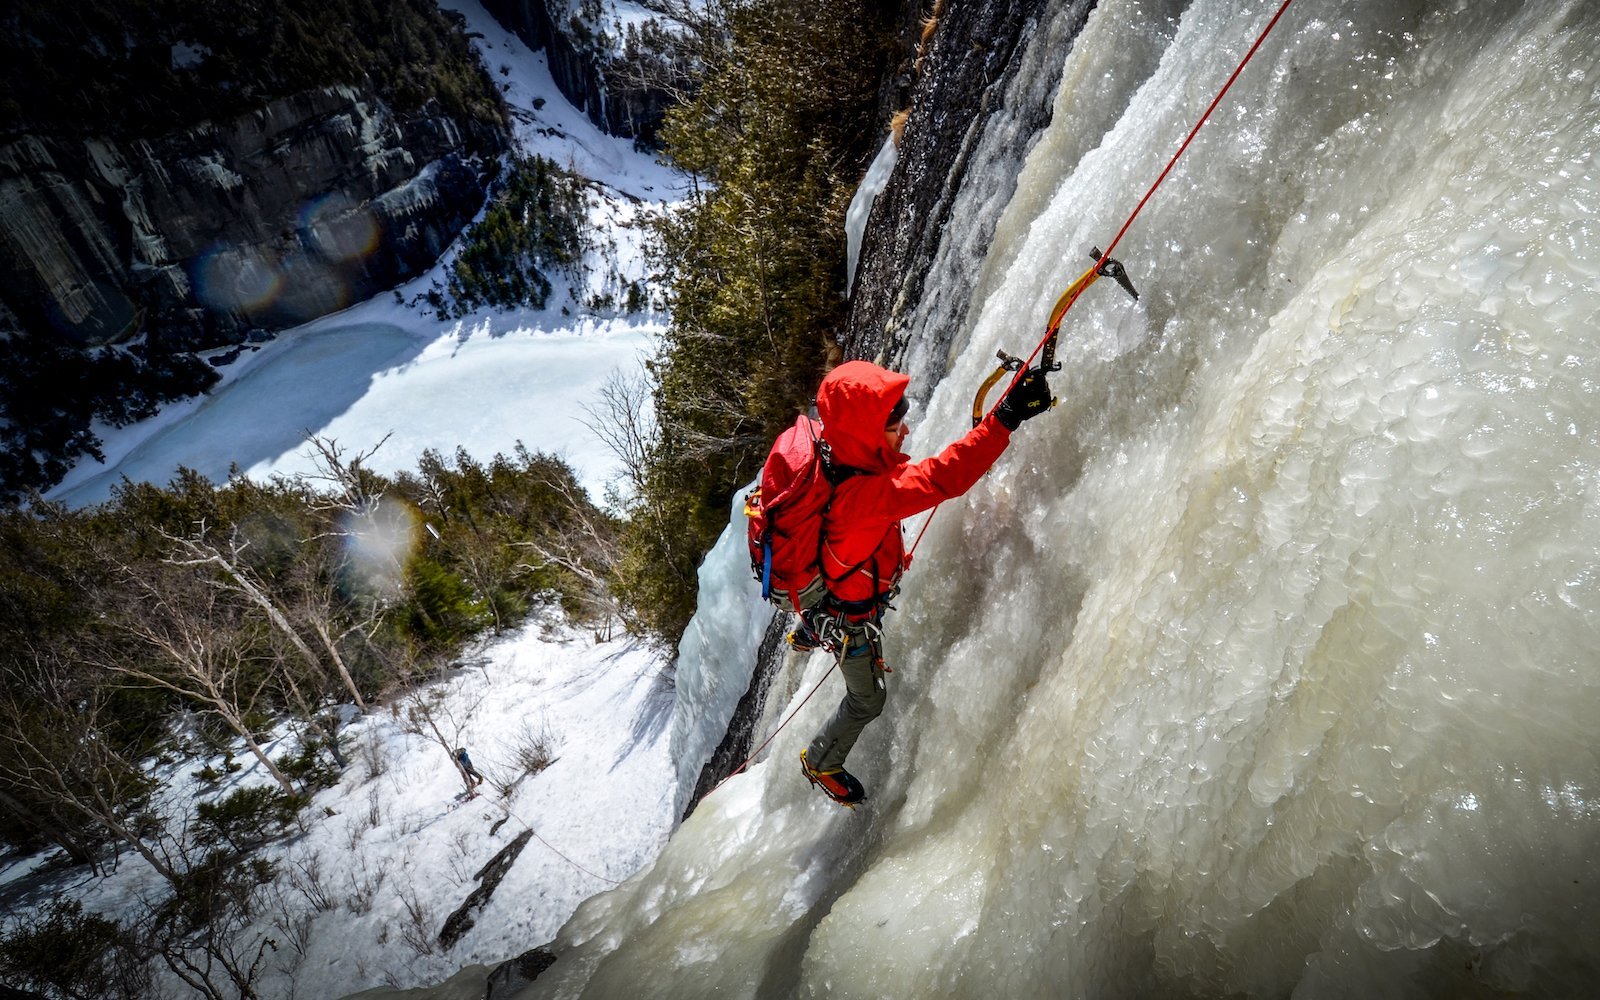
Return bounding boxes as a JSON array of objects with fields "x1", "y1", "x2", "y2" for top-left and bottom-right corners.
[{"x1": 993, "y1": 366, "x2": 1054, "y2": 430}]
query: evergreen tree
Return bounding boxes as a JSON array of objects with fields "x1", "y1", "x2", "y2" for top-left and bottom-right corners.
[
  {"x1": 0, "y1": 444, "x2": 613, "y2": 860},
  {"x1": 614, "y1": 0, "x2": 894, "y2": 642},
  {"x1": 438, "y1": 156, "x2": 588, "y2": 316}
]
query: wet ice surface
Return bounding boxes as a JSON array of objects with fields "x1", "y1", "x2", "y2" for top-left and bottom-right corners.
[
  {"x1": 845, "y1": 136, "x2": 899, "y2": 293},
  {"x1": 514, "y1": 2, "x2": 1600, "y2": 997}
]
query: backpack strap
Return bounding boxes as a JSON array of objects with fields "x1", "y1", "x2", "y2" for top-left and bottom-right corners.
[
  {"x1": 820, "y1": 524, "x2": 896, "y2": 595},
  {"x1": 819, "y1": 439, "x2": 865, "y2": 486},
  {"x1": 760, "y1": 537, "x2": 775, "y2": 602}
]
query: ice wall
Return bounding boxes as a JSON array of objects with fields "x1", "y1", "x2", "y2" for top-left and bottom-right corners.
[
  {"x1": 520, "y1": 1, "x2": 1600, "y2": 996},
  {"x1": 665, "y1": 487, "x2": 779, "y2": 814},
  {"x1": 844, "y1": 135, "x2": 899, "y2": 293}
]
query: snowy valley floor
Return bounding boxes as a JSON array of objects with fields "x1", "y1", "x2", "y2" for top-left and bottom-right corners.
[
  {"x1": 45, "y1": 0, "x2": 685, "y2": 509},
  {"x1": 0, "y1": 616, "x2": 678, "y2": 998}
]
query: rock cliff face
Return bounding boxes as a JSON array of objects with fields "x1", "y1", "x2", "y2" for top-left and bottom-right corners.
[
  {"x1": 0, "y1": 86, "x2": 503, "y2": 352},
  {"x1": 844, "y1": 0, "x2": 1099, "y2": 388},
  {"x1": 478, "y1": 0, "x2": 679, "y2": 145}
]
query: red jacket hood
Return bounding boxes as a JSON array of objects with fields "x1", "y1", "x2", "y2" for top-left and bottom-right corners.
[{"x1": 817, "y1": 360, "x2": 910, "y2": 473}]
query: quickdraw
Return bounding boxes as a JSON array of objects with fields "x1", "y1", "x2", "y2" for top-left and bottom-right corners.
[{"x1": 970, "y1": 246, "x2": 1140, "y2": 427}]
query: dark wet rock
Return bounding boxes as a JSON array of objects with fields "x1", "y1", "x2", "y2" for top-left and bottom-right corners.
[
  {"x1": 438, "y1": 829, "x2": 534, "y2": 951},
  {"x1": 485, "y1": 945, "x2": 559, "y2": 998},
  {"x1": 681, "y1": 610, "x2": 789, "y2": 821},
  {"x1": 845, "y1": 0, "x2": 1099, "y2": 385},
  {"x1": 0, "y1": 86, "x2": 504, "y2": 354}
]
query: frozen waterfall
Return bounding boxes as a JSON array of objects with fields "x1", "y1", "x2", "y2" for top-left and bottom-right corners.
[
  {"x1": 521, "y1": 1, "x2": 1600, "y2": 996},
  {"x1": 845, "y1": 135, "x2": 900, "y2": 294}
]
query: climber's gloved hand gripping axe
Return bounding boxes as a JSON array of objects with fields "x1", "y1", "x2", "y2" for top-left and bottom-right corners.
[{"x1": 971, "y1": 247, "x2": 1140, "y2": 427}]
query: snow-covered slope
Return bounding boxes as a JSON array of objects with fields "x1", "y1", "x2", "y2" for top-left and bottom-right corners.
[
  {"x1": 4, "y1": 6, "x2": 692, "y2": 998},
  {"x1": 0, "y1": 619, "x2": 675, "y2": 1000}
]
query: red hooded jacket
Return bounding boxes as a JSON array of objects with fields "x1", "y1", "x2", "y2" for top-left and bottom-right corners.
[{"x1": 816, "y1": 360, "x2": 1012, "y2": 608}]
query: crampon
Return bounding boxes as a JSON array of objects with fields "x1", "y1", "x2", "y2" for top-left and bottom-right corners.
[{"x1": 800, "y1": 750, "x2": 865, "y2": 806}]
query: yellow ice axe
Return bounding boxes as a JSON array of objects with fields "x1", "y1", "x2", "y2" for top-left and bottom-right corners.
[{"x1": 971, "y1": 247, "x2": 1138, "y2": 427}]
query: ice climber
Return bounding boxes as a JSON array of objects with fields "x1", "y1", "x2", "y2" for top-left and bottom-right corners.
[
  {"x1": 798, "y1": 359, "x2": 1054, "y2": 804},
  {"x1": 455, "y1": 746, "x2": 485, "y2": 792}
]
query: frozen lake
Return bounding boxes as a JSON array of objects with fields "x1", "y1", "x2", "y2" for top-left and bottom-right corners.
[{"x1": 48, "y1": 315, "x2": 659, "y2": 508}]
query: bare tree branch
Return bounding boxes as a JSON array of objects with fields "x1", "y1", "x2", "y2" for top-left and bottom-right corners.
[
  {"x1": 0, "y1": 651, "x2": 180, "y2": 882},
  {"x1": 100, "y1": 560, "x2": 297, "y2": 797},
  {"x1": 301, "y1": 433, "x2": 393, "y2": 517},
  {"x1": 401, "y1": 684, "x2": 487, "y2": 796},
  {"x1": 578, "y1": 364, "x2": 658, "y2": 507},
  {"x1": 163, "y1": 521, "x2": 370, "y2": 719}
]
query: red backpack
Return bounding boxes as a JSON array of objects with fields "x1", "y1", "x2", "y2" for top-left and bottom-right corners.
[{"x1": 745, "y1": 415, "x2": 833, "y2": 610}]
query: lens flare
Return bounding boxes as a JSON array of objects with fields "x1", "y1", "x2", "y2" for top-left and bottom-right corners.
[
  {"x1": 339, "y1": 497, "x2": 420, "y2": 599},
  {"x1": 193, "y1": 244, "x2": 283, "y2": 314},
  {"x1": 300, "y1": 193, "x2": 381, "y2": 263}
]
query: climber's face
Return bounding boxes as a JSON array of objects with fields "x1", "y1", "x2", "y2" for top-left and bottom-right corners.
[{"x1": 885, "y1": 419, "x2": 909, "y2": 452}]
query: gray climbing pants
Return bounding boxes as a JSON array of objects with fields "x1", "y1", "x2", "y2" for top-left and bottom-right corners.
[{"x1": 804, "y1": 623, "x2": 886, "y2": 773}]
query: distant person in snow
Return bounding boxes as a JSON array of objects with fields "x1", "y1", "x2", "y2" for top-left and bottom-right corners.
[
  {"x1": 798, "y1": 359, "x2": 1053, "y2": 804},
  {"x1": 455, "y1": 747, "x2": 485, "y2": 793}
]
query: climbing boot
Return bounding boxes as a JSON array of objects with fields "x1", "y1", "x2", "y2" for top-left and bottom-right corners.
[{"x1": 800, "y1": 749, "x2": 865, "y2": 805}]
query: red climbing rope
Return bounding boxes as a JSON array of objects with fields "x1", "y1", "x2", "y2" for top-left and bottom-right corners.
[
  {"x1": 1021, "y1": 0, "x2": 1296, "y2": 371},
  {"x1": 908, "y1": 0, "x2": 1295, "y2": 563},
  {"x1": 704, "y1": 657, "x2": 840, "y2": 799},
  {"x1": 1102, "y1": 0, "x2": 1296, "y2": 267}
]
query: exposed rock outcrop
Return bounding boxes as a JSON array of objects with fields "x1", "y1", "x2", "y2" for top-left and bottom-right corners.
[
  {"x1": 680, "y1": 611, "x2": 790, "y2": 821},
  {"x1": 485, "y1": 946, "x2": 559, "y2": 997},
  {"x1": 478, "y1": 0, "x2": 682, "y2": 146},
  {"x1": 0, "y1": 86, "x2": 503, "y2": 352},
  {"x1": 844, "y1": 0, "x2": 1099, "y2": 383},
  {"x1": 438, "y1": 829, "x2": 534, "y2": 950}
]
